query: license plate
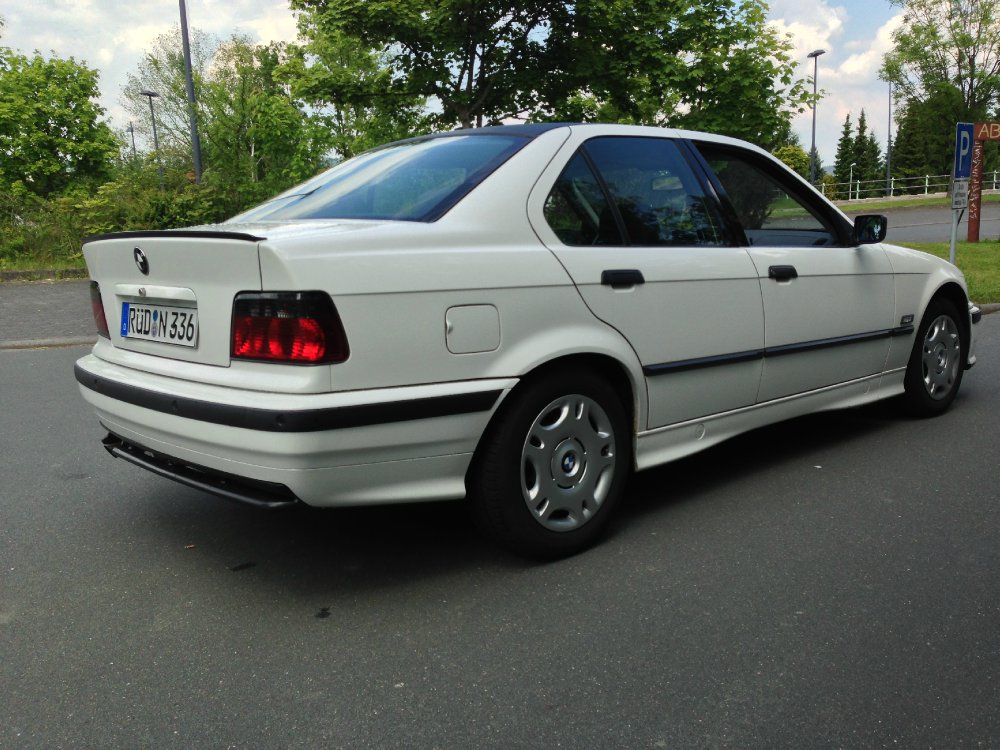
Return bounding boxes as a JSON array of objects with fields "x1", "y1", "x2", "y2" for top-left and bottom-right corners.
[{"x1": 120, "y1": 302, "x2": 198, "y2": 347}]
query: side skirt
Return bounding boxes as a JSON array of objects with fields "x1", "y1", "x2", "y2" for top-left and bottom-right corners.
[{"x1": 634, "y1": 369, "x2": 905, "y2": 472}]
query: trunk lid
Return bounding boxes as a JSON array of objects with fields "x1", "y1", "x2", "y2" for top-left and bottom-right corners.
[{"x1": 84, "y1": 230, "x2": 263, "y2": 367}]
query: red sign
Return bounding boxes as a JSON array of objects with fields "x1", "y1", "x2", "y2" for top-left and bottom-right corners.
[{"x1": 975, "y1": 122, "x2": 1000, "y2": 141}]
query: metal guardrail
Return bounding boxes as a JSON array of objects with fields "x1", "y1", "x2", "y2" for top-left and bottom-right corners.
[{"x1": 821, "y1": 171, "x2": 1000, "y2": 201}]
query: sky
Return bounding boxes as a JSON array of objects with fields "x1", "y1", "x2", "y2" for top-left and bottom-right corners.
[{"x1": 0, "y1": 0, "x2": 902, "y2": 167}]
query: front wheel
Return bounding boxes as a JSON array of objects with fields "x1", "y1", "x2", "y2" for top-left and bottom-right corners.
[
  {"x1": 468, "y1": 370, "x2": 632, "y2": 559},
  {"x1": 901, "y1": 299, "x2": 966, "y2": 417}
]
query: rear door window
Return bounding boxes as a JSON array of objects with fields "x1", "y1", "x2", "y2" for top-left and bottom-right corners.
[{"x1": 543, "y1": 136, "x2": 727, "y2": 247}]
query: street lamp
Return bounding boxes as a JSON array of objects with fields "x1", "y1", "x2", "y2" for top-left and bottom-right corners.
[
  {"x1": 139, "y1": 89, "x2": 164, "y2": 189},
  {"x1": 126, "y1": 121, "x2": 137, "y2": 160},
  {"x1": 849, "y1": 162, "x2": 857, "y2": 201},
  {"x1": 807, "y1": 49, "x2": 826, "y2": 185}
]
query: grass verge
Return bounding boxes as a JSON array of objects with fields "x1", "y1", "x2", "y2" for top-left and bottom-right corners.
[
  {"x1": 900, "y1": 240, "x2": 1000, "y2": 304},
  {"x1": 835, "y1": 191, "x2": 1000, "y2": 214}
]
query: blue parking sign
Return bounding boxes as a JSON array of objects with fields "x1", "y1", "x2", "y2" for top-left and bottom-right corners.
[{"x1": 954, "y1": 123, "x2": 974, "y2": 179}]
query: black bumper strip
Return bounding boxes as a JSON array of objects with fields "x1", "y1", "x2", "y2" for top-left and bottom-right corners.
[
  {"x1": 971, "y1": 307, "x2": 982, "y2": 324},
  {"x1": 76, "y1": 363, "x2": 503, "y2": 432},
  {"x1": 644, "y1": 325, "x2": 914, "y2": 377}
]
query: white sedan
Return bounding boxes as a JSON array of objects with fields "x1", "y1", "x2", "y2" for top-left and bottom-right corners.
[{"x1": 76, "y1": 124, "x2": 980, "y2": 558}]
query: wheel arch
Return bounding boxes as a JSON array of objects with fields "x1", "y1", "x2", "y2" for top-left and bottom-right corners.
[
  {"x1": 928, "y1": 281, "x2": 971, "y2": 350},
  {"x1": 469, "y1": 351, "x2": 642, "y2": 482}
]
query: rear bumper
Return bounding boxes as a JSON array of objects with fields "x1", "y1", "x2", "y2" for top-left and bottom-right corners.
[{"x1": 76, "y1": 354, "x2": 514, "y2": 506}]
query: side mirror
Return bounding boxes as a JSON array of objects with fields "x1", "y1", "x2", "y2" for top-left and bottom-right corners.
[{"x1": 854, "y1": 214, "x2": 887, "y2": 244}]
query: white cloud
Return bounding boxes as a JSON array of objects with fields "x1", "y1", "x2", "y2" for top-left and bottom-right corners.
[{"x1": 770, "y1": 0, "x2": 904, "y2": 169}]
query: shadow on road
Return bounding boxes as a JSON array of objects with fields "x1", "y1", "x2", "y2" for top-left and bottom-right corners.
[{"x1": 112, "y1": 400, "x2": 905, "y2": 600}]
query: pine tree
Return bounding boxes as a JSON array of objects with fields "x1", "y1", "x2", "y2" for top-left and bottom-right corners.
[{"x1": 833, "y1": 114, "x2": 855, "y2": 195}]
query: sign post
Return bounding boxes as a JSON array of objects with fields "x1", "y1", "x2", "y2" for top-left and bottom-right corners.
[{"x1": 951, "y1": 123, "x2": 973, "y2": 263}]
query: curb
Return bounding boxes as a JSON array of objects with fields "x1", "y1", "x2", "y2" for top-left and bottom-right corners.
[
  {"x1": 978, "y1": 303, "x2": 1000, "y2": 315},
  {"x1": 0, "y1": 269, "x2": 88, "y2": 282},
  {"x1": 0, "y1": 336, "x2": 96, "y2": 351}
]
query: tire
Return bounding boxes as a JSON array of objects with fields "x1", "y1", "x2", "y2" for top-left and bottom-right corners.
[
  {"x1": 468, "y1": 369, "x2": 632, "y2": 559},
  {"x1": 901, "y1": 298, "x2": 966, "y2": 417}
]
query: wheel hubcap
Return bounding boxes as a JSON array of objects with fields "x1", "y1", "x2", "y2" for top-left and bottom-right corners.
[
  {"x1": 921, "y1": 314, "x2": 960, "y2": 400},
  {"x1": 521, "y1": 394, "x2": 616, "y2": 532}
]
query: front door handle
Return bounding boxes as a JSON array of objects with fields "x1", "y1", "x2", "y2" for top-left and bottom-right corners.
[
  {"x1": 768, "y1": 265, "x2": 798, "y2": 281},
  {"x1": 601, "y1": 269, "x2": 645, "y2": 288}
]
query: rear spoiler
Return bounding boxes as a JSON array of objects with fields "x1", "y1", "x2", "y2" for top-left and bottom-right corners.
[{"x1": 83, "y1": 230, "x2": 266, "y2": 244}]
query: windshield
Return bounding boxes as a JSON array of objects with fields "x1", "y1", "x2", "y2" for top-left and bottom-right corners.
[{"x1": 228, "y1": 134, "x2": 529, "y2": 224}]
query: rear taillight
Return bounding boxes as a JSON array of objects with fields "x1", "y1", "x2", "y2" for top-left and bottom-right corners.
[
  {"x1": 231, "y1": 292, "x2": 350, "y2": 365},
  {"x1": 90, "y1": 281, "x2": 110, "y2": 338}
]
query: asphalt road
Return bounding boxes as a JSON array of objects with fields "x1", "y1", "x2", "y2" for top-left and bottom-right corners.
[
  {"x1": 844, "y1": 203, "x2": 1000, "y2": 244},
  {"x1": 1, "y1": 319, "x2": 997, "y2": 746}
]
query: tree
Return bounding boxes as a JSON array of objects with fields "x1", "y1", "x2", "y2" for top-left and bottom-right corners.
[
  {"x1": 123, "y1": 29, "x2": 335, "y2": 214},
  {"x1": 545, "y1": 0, "x2": 810, "y2": 149},
  {"x1": 278, "y1": 23, "x2": 429, "y2": 158},
  {"x1": 773, "y1": 144, "x2": 810, "y2": 178},
  {"x1": 0, "y1": 49, "x2": 118, "y2": 197},
  {"x1": 852, "y1": 110, "x2": 884, "y2": 185},
  {"x1": 881, "y1": 0, "x2": 1000, "y2": 118},
  {"x1": 288, "y1": 0, "x2": 809, "y2": 149},
  {"x1": 833, "y1": 114, "x2": 855, "y2": 189}
]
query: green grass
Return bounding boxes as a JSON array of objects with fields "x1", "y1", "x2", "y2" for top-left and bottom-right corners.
[
  {"x1": 0, "y1": 255, "x2": 85, "y2": 273},
  {"x1": 900, "y1": 240, "x2": 1000, "y2": 304},
  {"x1": 835, "y1": 191, "x2": 1000, "y2": 213}
]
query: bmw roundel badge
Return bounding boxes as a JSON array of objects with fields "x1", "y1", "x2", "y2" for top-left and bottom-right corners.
[{"x1": 133, "y1": 247, "x2": 149, "y2": 275}]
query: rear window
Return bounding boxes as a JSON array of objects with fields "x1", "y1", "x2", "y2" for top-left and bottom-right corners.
[{"x1": 229, "y1": 135, "x2": 528, "y2": 223}]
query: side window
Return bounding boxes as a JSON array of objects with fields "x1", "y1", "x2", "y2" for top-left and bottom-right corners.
[
  {"x1": 543, "y1": 152, "x2": 624, "y2": 246},
  {"x1": 583, "y1": 137, "x2": 726, "y2": 247},
  {"x1": 543, "y1": 137, "x2": 726, "y2": 247},
  {"x1": 695, "y1": 143, "x2": 839, "y2": 247}
]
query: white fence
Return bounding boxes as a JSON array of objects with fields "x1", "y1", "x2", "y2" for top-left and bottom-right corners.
[{"x1": 821, "y1": 171, "x2": 1000, "y2": 201}]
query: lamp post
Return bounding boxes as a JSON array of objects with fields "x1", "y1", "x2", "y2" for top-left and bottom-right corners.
[
  {"x1": 178, "y1": 0, "x2": 203, "y2": 181},
  {"x1": 126, "y1": 121, "x2": 137, "y2": 160},
  {"x1": 849, "y1": 162, "x2": 857, "y2": 201},
  {"x1": 807, "y1": 49, "x2": 826, "y2": 185},
  {"x1": 139, "y1": 89, "x2": 164, "y2": 190}
]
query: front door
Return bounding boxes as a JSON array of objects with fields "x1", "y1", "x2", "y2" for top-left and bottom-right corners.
[{"x1": 693, "y1": 142, "x2": 895, "y2": 403}]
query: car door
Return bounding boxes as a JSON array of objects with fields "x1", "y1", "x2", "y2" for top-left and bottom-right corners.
[
  {"x1": 528, "y1": 132, "x2": 765, "y2": 429},
  {"x1": 692, "y1": 141, "x2": 895, "y2": 403}
]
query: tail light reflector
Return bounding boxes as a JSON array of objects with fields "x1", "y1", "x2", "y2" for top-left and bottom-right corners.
[
  {"x1": 90, "y1": 281, "x2": 110, "y2": 338},
  {"x1": 231, "y1": 292, "x2": 349, "y2": 365}
]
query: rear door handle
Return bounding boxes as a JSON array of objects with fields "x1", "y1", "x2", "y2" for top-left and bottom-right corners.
[
  {"x1": 768, "y1": 265, "x2": 798, "y2": 281},
  {"x1": 601, "y1": 269, "x2": 645, "y2": 288}
]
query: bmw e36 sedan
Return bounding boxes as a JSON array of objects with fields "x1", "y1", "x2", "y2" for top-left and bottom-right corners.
[{"x1": 76, "y1": 123, "x2": 980, "y2": 557}]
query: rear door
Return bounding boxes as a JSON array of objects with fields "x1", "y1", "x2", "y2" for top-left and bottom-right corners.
[
  {"x1": 528, "y1": 132, "x2": 765, "y2": 429},
  {"x1": 692, "y1": 142, "x2": 895, "y2": 403}
]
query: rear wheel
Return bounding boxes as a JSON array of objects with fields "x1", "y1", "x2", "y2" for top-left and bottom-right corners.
[
  {"x1": 901, "y1": 299, "x2": 966, "y2": 417},
  {"x1": 469, "y1": 369, "x2": 631, "y2": 559}
]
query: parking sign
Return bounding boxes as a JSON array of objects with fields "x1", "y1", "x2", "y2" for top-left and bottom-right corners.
[{"x1": 954, "y1": 123, "x2": 974, "y2": 178}]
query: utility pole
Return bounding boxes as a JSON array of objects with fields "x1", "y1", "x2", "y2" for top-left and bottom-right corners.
[
  {"x1": 179, "y1": 0, "x2": 203, "y2": 182},
  {"x1": 808, "y1": 49, "x2": 826, "y2": 185}
]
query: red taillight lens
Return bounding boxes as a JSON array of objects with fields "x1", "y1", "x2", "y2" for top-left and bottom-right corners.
[
  {"x1": 231, "y1": 292, "x2": 349, "y2": 364},
  {"x1": 90, "y1": 281, "x2": 110, "y2": 338}
]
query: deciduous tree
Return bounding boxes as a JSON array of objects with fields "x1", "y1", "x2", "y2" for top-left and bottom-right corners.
[{"x1": 0, "y1": 49, "x2": 118, "y2": 197}]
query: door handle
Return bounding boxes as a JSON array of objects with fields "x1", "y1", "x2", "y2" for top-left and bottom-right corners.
[
  {"x1": 601, "y1": 269, "x2": 645, "y2": 288},
  {"x1": 768, "y1": 265, "x2": 798, "y2": 281}
]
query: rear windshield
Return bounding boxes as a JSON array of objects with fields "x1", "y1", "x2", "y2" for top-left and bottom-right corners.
[{"x1": 228, "y1": 134, "x2": 528, "y2": 223}]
